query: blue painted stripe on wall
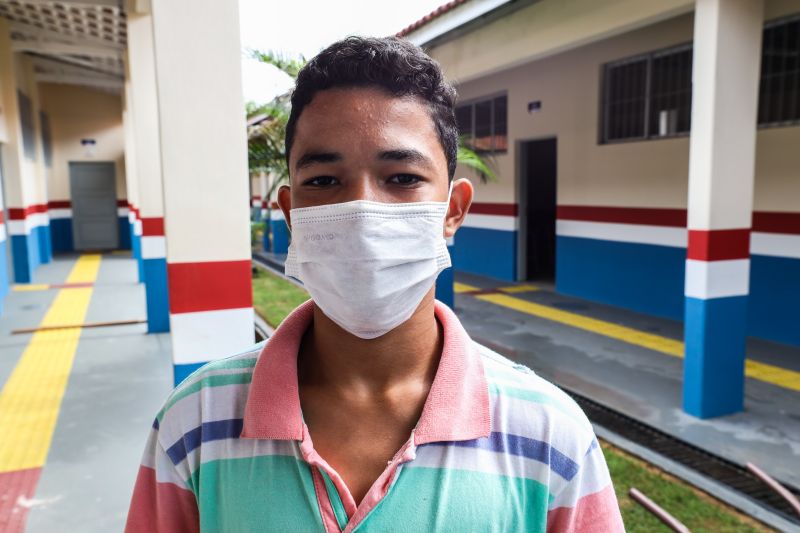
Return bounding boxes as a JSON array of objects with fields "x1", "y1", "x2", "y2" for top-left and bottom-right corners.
[
  {"x1": 683, "y1": 295, "x2": 747, "y2": 418},
  {"x1": 452, "y1": 227, "x2": 517, "y2": 282},
  {"x1": 435, "y1": 263, "x2": 454, "y2": 309},
  {"x1": 118, "y1": 216, "x2": 131, "y2": 250},
  {"x1": 143, "y1": 257, "x2": 170, "y2": 333},
  {"x1": 38, "y1": 224, "x2": 52, "y2": 264},
  {"x1": 0, "y1": 240, "x2": 10, "y2": 313},
  {"x1": 50, "y1": 218, "x2": 74, "y2": 253},
  {"x1": 174, "y1": 362, "x2": 206, "y2": 387},
  {"x1": 270, "y1": 219, "x2": 289, "y2": 254},
  {"x1": 11, "y1": 231, "x2": 43, "y2": 283},
  {"x1": 749, "y1": 254, "x2": 800, "y2": 346},
  {"x1": 131, "y1": 231, "x2": 144, "y2": 283},
  {"x1": 556, "y1": 236, "x2": 685, "y2": 321}
]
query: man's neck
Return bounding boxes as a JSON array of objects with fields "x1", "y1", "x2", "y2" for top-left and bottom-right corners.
[{"x1": 297, "y1": 290, "x2": 443, "y2": 395}]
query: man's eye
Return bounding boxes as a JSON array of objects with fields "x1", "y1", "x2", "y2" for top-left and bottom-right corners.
[
  {"x1": 303, "y1": 176, "x2": 339, "y2": 187},
  {"x1": 388, "y1": 174, "x2": 422, "y2": 186}
]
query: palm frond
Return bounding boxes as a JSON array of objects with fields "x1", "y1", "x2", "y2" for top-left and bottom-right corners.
[
  {"x1": 457, "y1": 138, "x2": 498, "y2": 183},
  {"x1": 248, "y1": 49, "x2": 306, "y2": 79}
]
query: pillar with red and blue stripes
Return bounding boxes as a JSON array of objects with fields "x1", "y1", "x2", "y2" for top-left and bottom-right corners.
[
  {"x1": 683, "y1": 0, "x2": 763, "y2": 418},
  {"x1": 149, "y1": 0, "x2": 254, "y2": 385},
  {"x1": 141, "y1": 216, "x2": 169, "y2": 332}
]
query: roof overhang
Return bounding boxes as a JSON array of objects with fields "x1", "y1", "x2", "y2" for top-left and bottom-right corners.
[
  {"x1": 403, "y1": 0, "x2": 510, "y2": 46},
  {"x1": 0, "y1": 0, "x2": 126, "y2": 92}
]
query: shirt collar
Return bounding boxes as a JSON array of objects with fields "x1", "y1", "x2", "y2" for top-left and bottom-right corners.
[{"x1": 241, "y1": 299, "x2": 491, "y2": 444}]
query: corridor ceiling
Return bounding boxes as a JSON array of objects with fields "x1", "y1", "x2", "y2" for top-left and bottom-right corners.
[{"x1": 0, "y1": 0, "x2": 125, "y2": 92}]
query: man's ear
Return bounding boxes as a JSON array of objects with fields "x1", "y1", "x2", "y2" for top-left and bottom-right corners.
[
  {"x1": 277, "y1": 185, "x2": 292, "y2": 230},
  {"x1": 444, "y1": 178, "x2": 473, "y2": 238}
]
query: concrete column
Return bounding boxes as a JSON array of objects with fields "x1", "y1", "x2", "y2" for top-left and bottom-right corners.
[
  {"x1": 123, "y1": 84, "x2": 144, "y2": 283},
  {"x1": 122, "y1": 80, "x2": 140, "y2": 278},
  {"x1": 127, "y1": 13, "x2": 169, "y2": 332},
  {"x1": 683, "y1": 0, "x2": 763, "y2": 418},
  {"x1": 0, "y1": 25, "x2": 41, "y2": 283},
  {"x1": 259, "y1": 171, "x2": 268, "y2": 221},
  {"x1": 151, "y1": 0, "x2": 254, "y2": 385}
]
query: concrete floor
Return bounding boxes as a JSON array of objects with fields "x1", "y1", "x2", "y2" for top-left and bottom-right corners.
[
  {"x1": 454, "y1": 271, "x2": 800, "y2": 489},
  {"x1": 0, "y1": 254, "x2": 173, "y2": 533}
]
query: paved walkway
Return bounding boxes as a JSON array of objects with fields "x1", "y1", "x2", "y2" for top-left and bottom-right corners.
[
  {"x1": 454, "y1": 271, "x2": 800, "y2": 489},
  {"x1": 0, "y1": 254, "x2": 172, "y2": 533}
]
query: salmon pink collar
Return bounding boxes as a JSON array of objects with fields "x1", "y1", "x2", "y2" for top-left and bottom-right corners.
[{"x1": 241, "y1": 299, "x2": 491, "y2": 444}]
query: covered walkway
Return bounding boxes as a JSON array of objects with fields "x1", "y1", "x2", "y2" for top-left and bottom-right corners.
[
  {"x1": 0, "y1": 253, "x2": 171, "y2": 532},
  {"x1": 454, "y1": 271, "x2": 800, "y2": 490}
]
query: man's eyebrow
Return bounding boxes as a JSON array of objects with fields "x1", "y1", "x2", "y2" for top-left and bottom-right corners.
[
  {"x1": 378, "y1": 149, "x2": 434, "y2": 168},
  {"x1": 295, "y1": 151, "x2": 342, "y2": 170}
]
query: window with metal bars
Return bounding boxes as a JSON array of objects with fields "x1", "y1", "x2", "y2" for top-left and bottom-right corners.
[
  {"x1": 601, "y1": 14, "x2": 800, "y2": 142},
  {"x1": 18, "y1": 90, "x2": 36, "y2": 160},
  {"x1": 601, "y1": 44, "x2": 692, "y2": 143},
  {"x1": 455, "y1": 94, "x2": 508, "y2": 152},
  {"x1": 760, "y1": 14, "x2": 800, "y2": 126},
  {"x1": 40, "y1": 112, "x2": 52, "y2": 167}
]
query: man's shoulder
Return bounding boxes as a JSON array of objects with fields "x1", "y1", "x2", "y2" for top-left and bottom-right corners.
[
  {"x1": 475, "y1": 342, "x2": 596, "y2": 446},
  {"x1": 153, "y1": 342, "x2": 265, "y2": 443}
]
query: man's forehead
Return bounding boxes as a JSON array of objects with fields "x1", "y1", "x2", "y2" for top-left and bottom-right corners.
[
  {"x1": 291, "y1": 87, "x2": 441, "y2": 159},
  {"x1": 298, "y1": 87, "x2": 429, "y2": 122}
]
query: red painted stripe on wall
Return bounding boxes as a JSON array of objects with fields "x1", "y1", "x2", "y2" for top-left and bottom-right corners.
[
  {"x1": 687, "y1": 229, "x2": 751, "y2": 261},
  {"x1": 141, "y1": 217, "x2": 165, "y2": 236},
  {"x1": 0, "y1": 467, "x2": 42, "y2": 533},
  {"x1": 168, "y1": 260, "x2": 253, "y2": 314},
  {"x1": 469, "y1": 202, "x2": 519, "y2": 216},
  {"x1": 752, "y1": 212, "x2": 800, "y2": 235},
  {"x1": 8, "y1": 205, "x2": 47, "y2": 220},
  {"x1": 557, "y1": 205, "x2": 687, "y2": 227},
  {"x1": 116, "y1": 199, "x2": 128, "y2": 207},
  {"x1": 47, "y1": 200, "x2": 71, "y2": 209}
]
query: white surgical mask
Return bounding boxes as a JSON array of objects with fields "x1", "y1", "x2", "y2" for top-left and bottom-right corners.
[{"x1": 284, "y1": 195, "x2": 451, "y2": 339}]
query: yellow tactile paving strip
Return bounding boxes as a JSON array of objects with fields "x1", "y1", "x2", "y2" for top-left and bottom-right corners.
[
  {"x1": 0, "y1": 254, "x2": 101, "y2": 473},
  {"x1": 457, "y1": 284, "x2": 800, "y2": 393}
]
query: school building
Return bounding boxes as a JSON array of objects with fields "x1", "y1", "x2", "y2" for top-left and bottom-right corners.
[{"x1": 399, "y1": 0, "x2": 800, "y2": 418}]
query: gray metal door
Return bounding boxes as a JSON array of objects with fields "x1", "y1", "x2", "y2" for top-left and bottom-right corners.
[{"x1": 69, "y1": 162, "x2": 119, "y2": 251}]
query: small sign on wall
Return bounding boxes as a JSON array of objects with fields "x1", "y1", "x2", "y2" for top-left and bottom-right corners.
[{"x1": 81, "y1": 138, "x2": 96, "y2": 158}]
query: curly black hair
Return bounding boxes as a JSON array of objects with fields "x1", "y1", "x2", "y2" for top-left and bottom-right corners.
[{"x1": 285, "y1": 36, "x2": 459, "y2": 180}]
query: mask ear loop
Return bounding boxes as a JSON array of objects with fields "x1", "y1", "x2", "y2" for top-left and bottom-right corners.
[{"x1": 443, "y1": 179, "x2": 455, "y2": 242}]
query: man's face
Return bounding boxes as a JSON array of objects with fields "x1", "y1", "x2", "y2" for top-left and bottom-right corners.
[{"x1": 287, "y1": 87, "x2": 451, "y2": 208}]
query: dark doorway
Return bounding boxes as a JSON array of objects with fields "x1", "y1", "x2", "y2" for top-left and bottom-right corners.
[{"x1": 522, "y1": 138, "x2": 557, "y2": 280}]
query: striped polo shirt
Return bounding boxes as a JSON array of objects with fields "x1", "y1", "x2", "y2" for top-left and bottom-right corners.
[{"x1": 126, "y1": 300, "x2": 624, "y2": 532}]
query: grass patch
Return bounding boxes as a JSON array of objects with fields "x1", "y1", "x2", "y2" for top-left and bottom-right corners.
[
  {"x1": 603, "y1": 442, "x2": 772, "y2": 532},
  {"x1": 251, "y1": 268, "x2": 773, "y2": 532},
  {"x1": 251, "y1": 266, "x2": 308, "y2": 327}
]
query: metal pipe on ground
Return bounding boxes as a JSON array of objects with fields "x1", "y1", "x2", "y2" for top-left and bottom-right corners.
[
  {"x1": 747, "y1": 463, "x2": 800, "y2": 518},
  {"x1": 629, "y1": 487, "x2": 691, "y2": 533}
]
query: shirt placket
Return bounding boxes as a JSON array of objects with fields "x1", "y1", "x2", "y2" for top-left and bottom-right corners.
[{"x1": 298, "y1": 425, "x2": 419, "y2": 533}]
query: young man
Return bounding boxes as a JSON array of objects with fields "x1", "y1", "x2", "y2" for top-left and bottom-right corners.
[{"x1": 126, "y1": 37, "x2": 624, "y2": 532}]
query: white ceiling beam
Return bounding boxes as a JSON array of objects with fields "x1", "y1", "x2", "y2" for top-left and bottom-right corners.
[
  {"x1": 38, "y1": 53, "x2": 120, "y2": 75},
  {"x1": 32, "y1": 56, "x2": 121, "y2": 80},
  {"x1": 10, "y1": 21, "x2": 124, "y2": 51},
  {"x1": 36, "y1": 72, "x2": 123, "y2": 90},
  {"x1": 13, "y1": 39, "x2": 122, "y2": 59}
]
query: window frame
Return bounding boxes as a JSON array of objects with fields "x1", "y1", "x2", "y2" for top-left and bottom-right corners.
[
  {"x1": 600, "y1": 42, "x2": 693, "y2": 145},
  {"x1": 455, "y1": 91, "x2": 509, "y2": 154},
  {"x1": 600, "y1": 13, "x2": 800, "y2": 144},
  {"x1": 759, "y1": 12, "x2": 800, "y2": 129}
]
